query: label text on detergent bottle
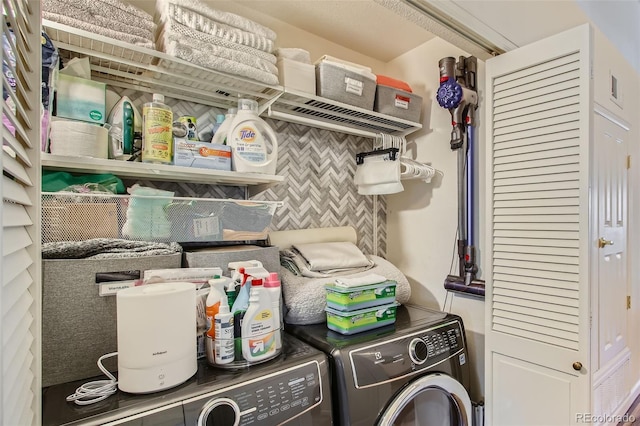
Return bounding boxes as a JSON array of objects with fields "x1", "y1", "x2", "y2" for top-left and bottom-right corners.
[
  {"x1": 235, "y1": 125, "x2": 267, "y2": 163},
  {"x1": 142, "y1": 107, "x2": 173, "y2": 163}
]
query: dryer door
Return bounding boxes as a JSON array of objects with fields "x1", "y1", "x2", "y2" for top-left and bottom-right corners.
[{"x1": 376, "y1": 373, "x2": 472, "y2": 426}]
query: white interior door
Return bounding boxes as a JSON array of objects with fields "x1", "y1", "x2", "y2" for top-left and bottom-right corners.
[
  {"x1": 594, "y1": 108, "x2": 629, "y2": 369},
  {"x1": 485, "y1": 24, "x2": 592, "y2": 425}
]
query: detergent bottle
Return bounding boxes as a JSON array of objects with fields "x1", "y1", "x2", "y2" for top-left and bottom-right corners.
[
  {"x1": 210, "y1": 107, "x2": 237, "y2": 145},
  {"x1": 226, "y1": 99, "x2": 278, "y2": 174},
  {"x1": 241, "y1": 278, "x2": 277, "y2": 362},
  {"x1": 141, "y1": 93, "x2": 173, "y2": 164}
]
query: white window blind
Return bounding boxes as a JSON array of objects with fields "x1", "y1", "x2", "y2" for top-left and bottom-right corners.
[
  {"x1": 490, "y1": 52, "x2": 583, "y2": 350},
  {"x1": 2, "y1": 0, "x2": 42, "y2": 424}
]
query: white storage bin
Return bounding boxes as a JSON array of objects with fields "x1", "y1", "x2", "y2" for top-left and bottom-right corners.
[
  {"x1": 316, "y1": 60, "x2": 376, "y2": 110},
  {"x1": 42, "y1": 193, "x2": 282, "y2": 244},
  {"x1": 374, "y1": 85, "x2": 423, "y2": 122},
  {"x1": 277, "y1": 58, "x2": 315, "y2": 94}
]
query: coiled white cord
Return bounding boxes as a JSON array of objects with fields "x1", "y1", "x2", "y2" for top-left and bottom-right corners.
[{"x1": 66, "y1": 352, "x2": 118, "y2": 406}]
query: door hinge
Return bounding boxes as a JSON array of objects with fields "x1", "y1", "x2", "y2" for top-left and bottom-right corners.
[
  {"x1": 627, "y1": 155, "x2": 631, "y2": 169},
  {"x1": 627, "y1": 295, "x2": 631, "y2": 310}
]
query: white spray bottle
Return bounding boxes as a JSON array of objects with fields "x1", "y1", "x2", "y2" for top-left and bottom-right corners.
[{"x1": 241, "y1": 277, "x2": 277, "y2": 362}]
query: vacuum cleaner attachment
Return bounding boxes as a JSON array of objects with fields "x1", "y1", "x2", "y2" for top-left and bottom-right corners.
[{"x1": 437, "y1": 56, "x2": 485, "y2": 297}]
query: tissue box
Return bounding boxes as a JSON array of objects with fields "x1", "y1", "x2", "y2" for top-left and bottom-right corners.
[
  {"x1": 325, "y1": 280, "x2": 397, "y2": 311},
  {"x1": 374, "y1": 85, "x2": 423, "y2": 122},
  {"x1": 55, "y1": 74, "x2": 106, "y2": 124},
  {"x1": 325, "y1": 302, "x2": 399, "y2": 335},
  {"x1": 277, "y1": 58, "x2": 315, "y2": 94},
  {"x1": 173, "y1": 139, "x2": 232, "y2": 171}
]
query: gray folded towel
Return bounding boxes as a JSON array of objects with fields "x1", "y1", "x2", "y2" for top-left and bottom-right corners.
[{"x1": 43, "y1": 239, "x2": 183, "y2": 260}]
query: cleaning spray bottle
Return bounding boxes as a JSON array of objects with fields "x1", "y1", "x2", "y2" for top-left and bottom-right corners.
[
  {"x1": 231, "y1": 266, "x2": 270, "y2": 361},
  {"x1": 226, "y1": 99, "x2": 278, "y2": 174},
  {"x1": 210, "y1": 107, "x2": 237, "y2": 145},
  {"x1": 205, "y1": 275, "x2": 231, "y2": 365},
  {"x1": 241, "y1": 277, "x2": 277, "y2": 362},
  {"x1": 263, "y1": 272, "x2": 283, "y2": 351},
  {"x1": 214, "y1": 296, "x2": 234, "y2": 365}
]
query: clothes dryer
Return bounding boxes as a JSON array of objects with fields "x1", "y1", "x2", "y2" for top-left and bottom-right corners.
[{"x1": 286, "y1": 304, "x2": 472, "y2": 425}]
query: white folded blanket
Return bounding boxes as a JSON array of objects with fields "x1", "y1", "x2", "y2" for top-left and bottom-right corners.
[
  {"x1": 160, "y1": 3, "x2": 275, "y2": 53},
  {"x1": 281, "y1": 255, "x2": 411, "y2": 325},
  {"x1": 156, "y1": 0, "x2": 277, "y2": 41}
]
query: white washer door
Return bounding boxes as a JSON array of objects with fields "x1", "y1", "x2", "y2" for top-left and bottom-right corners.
[{"x1": 377, "y1": 373, "x2": 472, "y2": 426}]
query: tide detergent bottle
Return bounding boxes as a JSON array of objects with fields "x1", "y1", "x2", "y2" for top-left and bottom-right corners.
[{"x1": 226, "y1": 98, "x2": 278, "y2": 174}]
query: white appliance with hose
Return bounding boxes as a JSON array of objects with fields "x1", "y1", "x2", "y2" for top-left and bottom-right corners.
[{"x1": 116, "y1": 282, "x2": 197, "y2": 394}]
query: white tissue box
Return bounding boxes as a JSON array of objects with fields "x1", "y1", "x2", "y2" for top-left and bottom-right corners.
[
  {"x1": 55, "y1": 74, "x2": 106, "y2": 124},
  {"x1": 277, "y1": 58, "x2": 315, "y2": 94},
  {"x1": 173, "y1": 139, "x2": 232, "y2": 171}
]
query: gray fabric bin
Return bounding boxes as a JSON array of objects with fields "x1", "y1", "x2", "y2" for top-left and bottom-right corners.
[
  {"x1": 42, "y1": 253, "x2": 182, "y2": 387},
  {"x1": 315, "y1": 61, "x2": 376, "y2": 110},
  {"x1": 374, "y1": 85, "x2": 423, "y2": 122},
  {"x1": 182, "y1": 245, "x2": 280, "y2": 276}
]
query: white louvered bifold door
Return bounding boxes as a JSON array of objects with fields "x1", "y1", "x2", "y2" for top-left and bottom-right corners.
[
  {"x1": 485, "y1": 25, "x2": 593, "y2": 426},
  {"x1": 2, "y1": 0, "x2": 42, "y2": 425}
]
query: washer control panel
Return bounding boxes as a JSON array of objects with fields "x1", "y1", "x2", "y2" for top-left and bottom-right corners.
[
  {"x1": 349, "y1": 320, "x2": 464, "y2": 388},
  {"x1": 183, "y1": 361, "x2": 322, "y2": 425}
]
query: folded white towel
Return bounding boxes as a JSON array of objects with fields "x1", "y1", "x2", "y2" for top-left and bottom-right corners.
[
  {"x1": 293, "y1": 241, "x2": 374, "y2": 272},
  {"x1": 335, "y1": 273, "x2": 388, "y2": 288},
  {"x1": 42, "y1": 0, "x2": 156, "y2": 38},
  {"x1": 156, "y1": 0, "x2": 277, "y2": 41},
  {"x1": 160, "y1": 40, "x2": 279, "y2": 86},
  {"x1": 276, "y1": 48, "x2": 312, "y2": 64},
  {"x1": 161, "y1": 3, "x2": 275, "y2": 53}
]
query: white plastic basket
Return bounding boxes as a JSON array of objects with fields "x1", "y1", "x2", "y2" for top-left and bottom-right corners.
[{"x1": 42, "y1": 192, "x2": 282, "y2": 244}]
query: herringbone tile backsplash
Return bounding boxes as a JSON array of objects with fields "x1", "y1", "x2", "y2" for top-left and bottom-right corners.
[{"x1": 118, "y1": 91, "x2": 386, "y2": 256}]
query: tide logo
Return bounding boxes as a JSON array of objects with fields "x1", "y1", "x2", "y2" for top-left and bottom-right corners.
[{"x1": 238, "y1": 127, "x2": 256, "y2": 142}]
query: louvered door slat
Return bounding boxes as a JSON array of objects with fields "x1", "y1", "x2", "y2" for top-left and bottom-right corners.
[
  {"x1": 494, "y1": 265, "x2": 578, "y2": 283},
  {"x1": 494, "y1": 172, "x2": 580, "y2": 187},
  {"x1": 3, "y1": 227, "x2": 32, "y2": 256},
  {"x1": 493, "y1": 79, "x2": 581, "y2": 108},
  {"x1": 2, "y1": 248, "x2": 33, "y2": 285},
  {"x1": 2, "y1": 151, "x2": 33, "y2": 186},
  {"x1": 495, "y1": 258, "x2": 579, "y2": 274},
  {"x1": 494, "y1": 189, "x2": 580, "y2": 201},
  {"x1": 493, "y1": 220, "x2": 579, "y2": 230},
  {"x1": 494, "y1": 122, "x2": 580, "y2": 143},
  {"x1": 494, "y1": 310, "x2": 579, "y2": 333},
  {"x1": 494, "y1": 286, "x2": 578, "y2": 306},
  {"x1": 2, "y1": 202, "x2": 32, "y2": 227},
  {"x1": 494, "y1": 138, "x2": 580, "y2": 158},
  {"x1": 494, "y1": 146, "x2": 580, "y2": 167},
  {"x1": 494, "y1": 244, "x2": 580, "y2": 257},
  {"x1": 495, "y1": 104, "x2": 580, "y2": 129},
  {"x1": 494, "y1": 198, "x2": 579, "y2": 209},
  {"x1": 492, "y1": 321, "x2": 579, "y2": 348},
  {"x1": 495, "y1": 163, "x2": 579, "y2": 180},
  {"x1": 494, "y1": 67, "x2": 580, "y2": 100},
  {"x1": 3, "y1": 128, "x2": 32, "y2": 166},
  {"x1": 494, "y1": 279, "x2": 579, "y2": 297},
  {"x1": 493, "y1": 53, "x2": 579, "y2": 86},
  {"x1": 494, "y1": 302, "x2": 579, "y2": 325},
  {"x1": 494, "y1": 215, "x2": 579, "y2": 224},
  {"x1": 494, "y1": 295, "x2": 579, "y2": 316},
  {"x1": 494, "y1": 273, "x2": 580, "y2": 291},
  {"x1": 494, "y1": 250, "x2": 579, "y2": 265},
  {"x1": 493, "y1": 88, "x2": 580, "y2": 117},
  {"x1": 2, "y1": 176, "x2": 32, "y2": 205},
  {"x1": 494, "y1": 112, "x2": 580, "y2": 136}
]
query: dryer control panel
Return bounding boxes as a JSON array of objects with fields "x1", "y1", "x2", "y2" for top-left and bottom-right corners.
[{"x1": 348, "y1": 320, "x2": 465, "y2": 389}]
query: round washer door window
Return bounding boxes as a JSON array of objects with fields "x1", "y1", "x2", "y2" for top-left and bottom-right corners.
[{"x1": 377, "y1": 373, "x2": 472, "y2": 426}]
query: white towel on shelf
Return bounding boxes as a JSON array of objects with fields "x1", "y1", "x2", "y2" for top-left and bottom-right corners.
[
  {"x1": 42, "y1": 0, "x2": 156, "y2": 39},
  {"x1": 160, "y1": 3, "x2": 275, "y2": 53},
  {"x1": 42, "y1": 12, "x2": 156, "y2": 49},
  {"x1": 157, "y1": 19, "x2": 278, "y2": 70},
  {"x1": 156, "y1": 0, "x2": 277, "y2": 41},
  {"x1": 160, "y1": 40, "x2": 279, "y2": 86},
  {"x1": 293, "y1": 241, "x2": 374, "y2": 272}
]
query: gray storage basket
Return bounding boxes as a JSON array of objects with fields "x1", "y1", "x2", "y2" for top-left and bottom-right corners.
[
  {"x1": 316, "y1": 61, "x2": 376, "y2": 110},
  {"x1": 374, "y1": 85, "x2": 423, "y2": 122}
]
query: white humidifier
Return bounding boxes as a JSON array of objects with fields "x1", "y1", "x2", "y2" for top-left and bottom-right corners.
[{"x1": 116, "y1": 282, "x2": 197, "y2": 394}]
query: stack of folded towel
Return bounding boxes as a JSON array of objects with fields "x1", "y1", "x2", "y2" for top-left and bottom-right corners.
[
  {"x1": 155, "y1": 0, "x2": 279, "y2": 85},
  {"x1": 42, "y1": 0, "x2": 156, "y2": 49}
]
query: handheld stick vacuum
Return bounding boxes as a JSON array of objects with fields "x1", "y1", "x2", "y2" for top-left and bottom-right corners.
[{"x1": 437, "y1": 56, "x2": 485, "y2": 297}]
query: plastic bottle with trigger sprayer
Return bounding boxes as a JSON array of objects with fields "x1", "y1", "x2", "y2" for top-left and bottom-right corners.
[
  {"x1": 263, "y1": 272, "x2": 283, "y2": 351},
  {"x1": 226, "y1": 98, "x2": 278, "y2": 174}
]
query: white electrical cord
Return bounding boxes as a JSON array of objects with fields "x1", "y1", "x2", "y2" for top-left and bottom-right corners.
[{"x1": 66, "y1": 352, "x2": 118, "y2": 406}]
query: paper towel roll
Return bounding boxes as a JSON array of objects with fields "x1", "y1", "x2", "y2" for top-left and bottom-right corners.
[{"x1": 49, "y1": 119, "x2": 108, "y2": 159}]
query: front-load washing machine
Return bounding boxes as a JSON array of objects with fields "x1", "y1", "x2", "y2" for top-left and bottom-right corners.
[
  {"x1": 42, "y1": 334, "x2": 332, "y2": 425},
  {"x1": 287, "y1": 304, "x2": 472, "y2": 426}
]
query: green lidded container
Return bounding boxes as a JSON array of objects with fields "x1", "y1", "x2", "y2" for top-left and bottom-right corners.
[
  {"x1": 325, "y1": 302, "x2": 399, "y2": 335},
  {"x1": 325, "y1": 280, "x2": 397, "y2": 311}
]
